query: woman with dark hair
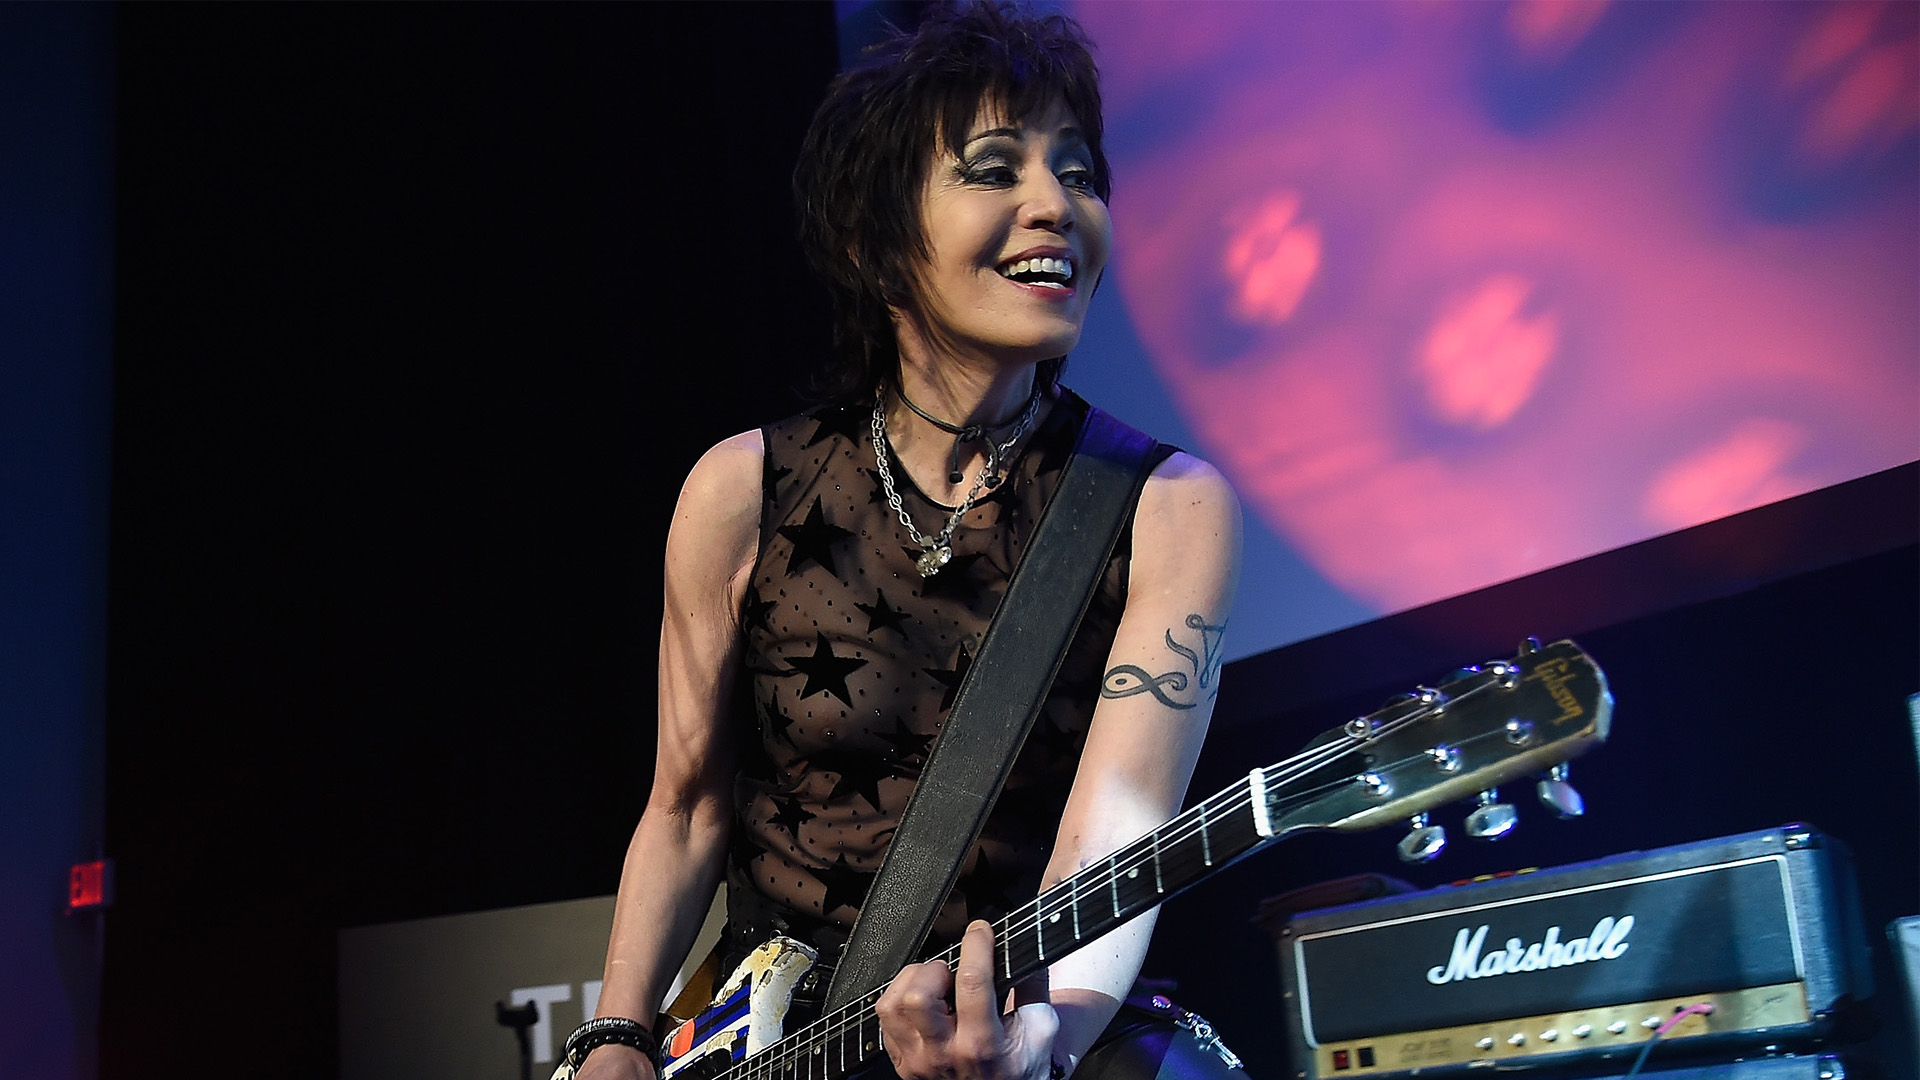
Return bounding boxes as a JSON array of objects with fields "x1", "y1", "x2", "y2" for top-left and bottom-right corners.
[{"x1": 572, "y1": 5, "x2": 1241, "y2": 1080}]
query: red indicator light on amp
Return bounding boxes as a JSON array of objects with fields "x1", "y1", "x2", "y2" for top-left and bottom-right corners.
[{"x1": 68, "y1": 859, "x2": 113, "y2": 912}]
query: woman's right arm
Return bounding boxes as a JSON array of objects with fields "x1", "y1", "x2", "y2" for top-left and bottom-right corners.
[{"x1": 578, "y1": 430, "x2": 767, "y2": 1080}]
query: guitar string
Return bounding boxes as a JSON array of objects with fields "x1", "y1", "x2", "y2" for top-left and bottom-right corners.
[
  {"x1": 726, "y1": 677, "x2": 1505, "y2": 1080},
  {"x1": 713, "y1": 669, "x2": 1524, "y2": 1080},
  {"x1": 964, "y1": 673, "x2": 1514, "y2": 961},
  {"x1": 947, "y1": 674, "x2": 1512, "y2": 965},
  {"x1": 719, "y1": 673, "x2": 1512, "y2": 1080}
]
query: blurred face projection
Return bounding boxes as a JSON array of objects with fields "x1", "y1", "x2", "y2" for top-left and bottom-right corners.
[{"x1": 1072, "y1": 0, "x2": 1918, "y2": 612}]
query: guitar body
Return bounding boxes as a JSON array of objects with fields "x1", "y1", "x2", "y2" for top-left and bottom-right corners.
[{"x1": 550, "y1": 937, "x2": 820, "y2": 1080}]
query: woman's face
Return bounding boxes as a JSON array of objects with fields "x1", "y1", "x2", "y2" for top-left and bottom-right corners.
[{"x1": 901, "y1": 97, "x2": 1112, "y2": 368}]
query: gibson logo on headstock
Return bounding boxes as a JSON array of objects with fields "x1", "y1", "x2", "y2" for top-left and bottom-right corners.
[{"x1": 1524, "y1": 657, "x2": 1586, "y2": 724}]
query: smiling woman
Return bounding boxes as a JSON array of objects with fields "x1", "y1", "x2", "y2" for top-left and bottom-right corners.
[{"x1": 570, "y1": 6, "x2": 1241, "y2": 1080}]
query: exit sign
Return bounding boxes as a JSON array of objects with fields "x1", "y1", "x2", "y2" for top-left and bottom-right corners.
[{"x1": 68, "y1": 859, "x2": 113, "y2": 911}]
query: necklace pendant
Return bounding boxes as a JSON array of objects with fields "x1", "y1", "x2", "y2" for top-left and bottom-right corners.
[{"x1": 915, "y1": 545, "x2": 952, "y2": 577}]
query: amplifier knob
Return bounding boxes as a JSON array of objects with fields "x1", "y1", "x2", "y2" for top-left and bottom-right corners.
[
  {"x1": 1571, "y1": 1025, "x2": 1592, "y2": 1039},
  {"x1": 1540, "y1": 1029, "x2": 1559, "y2": 1042},
  {"x1": 1607, "y1": 1021, "x2": 1629, "y2": 1035},
  {"x1": 1507, "y1": 1033, "x2": 1526, "y2": 1047},
  {"x1": 1476, "y1": 1038, "x2": 1495, "y2": 1051},
  {"x1": 1642, "y1": 1016, "x2": 1663, "y2": 1029}
]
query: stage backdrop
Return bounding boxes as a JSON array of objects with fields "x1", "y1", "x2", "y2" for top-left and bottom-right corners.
[{"x1": 1045, "y1": 0, "x2": 1920, "y2": 658}]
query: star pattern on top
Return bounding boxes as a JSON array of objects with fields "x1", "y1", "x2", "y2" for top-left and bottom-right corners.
[
  {"x1": 805, "y1": 404, "x2": 869, "y2": 449},
  {"x1": 854, "y1": 589, "x2": 912, "y2": 636},
  {"x1": 874, "y1": 717, "x2": 933, "y2": 764},
  {"x1": 817, "y1": 852, "x2": 875, "y2": 917},
  {"x1": 761, "y1": 697, "x2": 798, "y2": 748},
  {"x1": 741, "y1": 585, "x2": 778, "y2": 635},
  {"x1": 763, "y1": 457, "x2": 793, "y2": 504},
  {"x1": 806, "y1": 745, "x2": 896, "y2": 812},
  {"x1": 779, "y1": 497, "x2": 853, "y2": 578},
  {"x1": 922, "y1": 642, "x2": 974, "y2": 713},
  {"x1": 782, "y1": 632, "x2": 869, "y2": 706},
  {"x1": 765, "y1": 793, "x2": 816, "y2": 841}
]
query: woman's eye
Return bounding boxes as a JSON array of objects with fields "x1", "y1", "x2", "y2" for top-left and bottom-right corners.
[
  {"x1": 962, "y1": 163, "x2": 1017, "y2": 185},
  {"x1": 1060, "y1": 169, "x2": 1095, "y2": 191}
]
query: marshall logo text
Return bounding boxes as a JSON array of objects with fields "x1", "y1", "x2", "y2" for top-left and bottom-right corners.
[{"x1": 1425, "y1": 915, "x2": 1634, "y2": 985}]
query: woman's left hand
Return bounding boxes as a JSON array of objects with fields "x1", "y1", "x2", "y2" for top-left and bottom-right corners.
[{"x1": 876, "y1": 921, "x2": 1060, "y2": 1080}]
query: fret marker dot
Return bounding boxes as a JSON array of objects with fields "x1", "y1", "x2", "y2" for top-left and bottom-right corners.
[
  {"x1": 1050, "y1": 914, "x2": 1061, "y2": 923},
  {"x1": 1128, "y1": 869, "x2": 1139, "y2": 878}
]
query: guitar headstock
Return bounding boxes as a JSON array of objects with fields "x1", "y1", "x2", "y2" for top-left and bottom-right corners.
[{"x1": 1259, "y1": 639, "x2": 1611, "y2": 858}]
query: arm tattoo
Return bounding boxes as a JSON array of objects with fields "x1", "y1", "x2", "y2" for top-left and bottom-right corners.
[{"x1": 1101, "y1": 614, "x2": 1229, "y2": 710}]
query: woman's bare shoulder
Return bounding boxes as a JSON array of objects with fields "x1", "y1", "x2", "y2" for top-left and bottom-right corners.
[
  {"x1": 666, "y1": 429, "x2": 766, "y2": 591},
  {"x1": 1140, "y1": 449, "x2": 1239, "y2": 525}
]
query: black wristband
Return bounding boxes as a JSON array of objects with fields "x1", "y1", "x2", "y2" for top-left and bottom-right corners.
[{"x1": 564, "y1": 1017, "x2": 662, "y2": 1070}]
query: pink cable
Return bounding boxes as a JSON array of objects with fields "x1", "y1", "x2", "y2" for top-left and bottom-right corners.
[{"x1": 1655, "y1": 1002, "x2": 1715, "y2": 1037}]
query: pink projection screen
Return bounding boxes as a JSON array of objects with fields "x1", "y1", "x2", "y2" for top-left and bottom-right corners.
[{"x1": 1048, "y1": 0, "x2": 1919, "y2": 658}]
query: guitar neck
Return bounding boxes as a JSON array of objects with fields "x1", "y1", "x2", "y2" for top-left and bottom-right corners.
[
  {"x1": 736, "y1": 776, "x2": 1273, "y2": 1080},
  {"x1": 983, "y1": 775, "x2": 1271, "y2": 988}
]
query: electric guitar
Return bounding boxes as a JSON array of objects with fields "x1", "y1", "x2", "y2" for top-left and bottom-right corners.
[{"x1": 560, "y1": 639, "x2": 1612, "y2": 1080}]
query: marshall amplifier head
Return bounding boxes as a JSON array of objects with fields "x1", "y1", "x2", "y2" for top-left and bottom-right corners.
[{"x1": 1275, "y1": 825, "x2": 1872, "y2": 1080}]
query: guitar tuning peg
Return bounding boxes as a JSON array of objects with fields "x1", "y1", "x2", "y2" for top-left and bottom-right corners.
[
  {"x1": 1464, "y1": 789, "x2": 1518, "y2": 840},
  {"x1": 1396, "y1": 813, "x2": 1447, "y2": 863},
  {"x1": 1516, "y1": 637, "x2": 1543, "y2": 655},
  {"x1": 1536, "y1": 763, "x2": 1585, "y2": 819}
]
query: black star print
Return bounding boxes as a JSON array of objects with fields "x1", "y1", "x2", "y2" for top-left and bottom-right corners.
[
  {"x1": 923, "y1": 643, "x2": 974, "y2": 713},
  {"x1": 763, "y1": 457, "x2": 793, "y2": 504},
  {"x1": 779, "y1": 498, "x2": 854, "y2": 578},
  {"x1": 874, "y1": 718, "x2": 933, "y2": 764},
  {"x1": 817, "y1": 852, "x2": 875, "y2": 918},
  {"x1": 806, "y1": 745, "x2": 896, "y2": 811},
  {"x1": 766, "y1": 793, "x2": 816, "y2": 841},
  {"x1": 958, "y1": 849, "x2": 1019, "y2": 922},
  {"x1": 854, "y1": 589, "x2": 911, "y2": 636},
  {"x1": 761, "y1": 698, "x2": 798, "y2": 748},
  {"x1": 904, "y1": 549, "x2": 986, "y2": 602},
  {"x1": 805, "y1": 403, "x2": 869, "y2": 449},
  {"x1": 783, "y1": 633, "x2": 869, "y2": 706},
  {"x1": 741, "y1": 585, "x2": 777, "y2": 635}
]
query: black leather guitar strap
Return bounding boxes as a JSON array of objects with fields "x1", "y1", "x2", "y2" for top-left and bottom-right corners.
[{"x1": 824, "y1": 405, "x2": 1161, "y2": 1011}]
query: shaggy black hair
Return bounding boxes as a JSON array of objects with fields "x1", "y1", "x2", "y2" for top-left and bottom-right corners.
[{"x1": 792, "y1": 2, "x2": 1109, "y2": 403}]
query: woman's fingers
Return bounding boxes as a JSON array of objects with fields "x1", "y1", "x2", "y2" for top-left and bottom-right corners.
[
  {"x1": 878, "y1": 957, "x2": 957, "y2": 1072},
  {"x1": 875, "y1": 922, "x2": 1056, "y2": 1080},
  {"x1": 951, "y1": 921, "x2": 1007, "y2": 1055}
]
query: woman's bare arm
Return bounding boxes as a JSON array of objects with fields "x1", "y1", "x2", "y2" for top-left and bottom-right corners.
[
  {"x1": 580, "y1": 431, "x2": 765, "y2": 1080},
  {"x1": 877, "y1": 451, "x2": 1243, "y2": 1080}
]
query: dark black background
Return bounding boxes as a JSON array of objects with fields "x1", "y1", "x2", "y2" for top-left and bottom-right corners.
[{"x1": 106, "y1": 5, "x2": 833, "y2": 1074}]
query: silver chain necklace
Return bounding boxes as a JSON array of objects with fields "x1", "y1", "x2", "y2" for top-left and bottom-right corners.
[{"x1": 870, "y1": 389, "x2": 1040, "y2": 577}]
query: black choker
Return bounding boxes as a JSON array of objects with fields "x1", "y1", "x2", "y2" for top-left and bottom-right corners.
[{"x1": 896, "y1": 382, "x2": 1043, "y2": 485}]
